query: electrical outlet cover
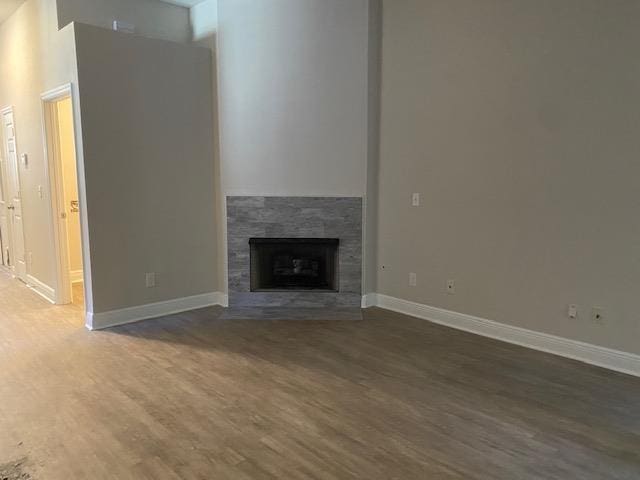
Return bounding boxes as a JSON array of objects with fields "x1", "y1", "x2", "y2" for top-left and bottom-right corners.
[
  {"x1": 591, "y1": 307, "x2": 604, "y2": 323},
  {"x1": 447, "y1": 280, "x2": 456, "y2": 294}
]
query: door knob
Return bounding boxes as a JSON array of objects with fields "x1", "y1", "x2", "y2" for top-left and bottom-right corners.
[{"x1": 7, "y1": 205, "x2": 14, "y2": 210}]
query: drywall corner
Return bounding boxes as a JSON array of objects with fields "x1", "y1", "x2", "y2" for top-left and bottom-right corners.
[{"x1": 364, "y1": 0, "x2": 382, "y2": 294}]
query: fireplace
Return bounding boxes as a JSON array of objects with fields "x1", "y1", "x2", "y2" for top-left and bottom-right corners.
[
  {"x1": 250, "y1": 238, "x2": 339, "y2": 292},
  {"x1": 227, "y1": 196, "x2": 361, "y2": 308}
]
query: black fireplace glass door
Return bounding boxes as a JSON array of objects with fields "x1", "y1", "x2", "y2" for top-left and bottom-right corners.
[{"x1": 249, "y1": 238, "x2": 339, "y2": 292}]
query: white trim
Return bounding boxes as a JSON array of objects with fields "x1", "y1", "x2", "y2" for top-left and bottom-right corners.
[
  {"x1": 87, "y1": 292, "x2": 227, "y2": 330},
  {"x1": 70, "y1": 269, "x2": 83, "y2": 283},
  {"x1": 224, "y1": 191, "x2": 365, "y2": 198},
  {"x1": 41, "y1": 84, "x2": 73, "y2": 102},
  {"x1": 40, "y1": 83, "x2": 93, "y2": 315},
  {"x1": 371, "y1": 294, "x2": 640, "y2": 378},
  {"x1": 217, "y1": 292, "x2": 229, "y2": 308},
  {"x1": 26, "y1": 274, "x2": 55, "y2": 304},
  {"x1": 41, "y1": 83, "x2": 73, "y2": 306},
  {"x1": 361, "y1": 293, "x2": 376, "y2": 308}
]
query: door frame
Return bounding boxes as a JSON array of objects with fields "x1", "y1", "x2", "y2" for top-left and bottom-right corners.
[
  {"x1": 0, "y1": 105, "x2": 26, "y2": 281},
  {"x1": 41, "y1": 84, "x2": 86, "y2": 306}
]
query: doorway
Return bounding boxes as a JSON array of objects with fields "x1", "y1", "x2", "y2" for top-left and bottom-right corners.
[{"x1": 42, "y1": 86, "x2": 84, "y2": 307}]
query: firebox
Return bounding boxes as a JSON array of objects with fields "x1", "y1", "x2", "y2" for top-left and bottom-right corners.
[{"x1": 249, "y1": 238, "x2": 339, "y2": 292}]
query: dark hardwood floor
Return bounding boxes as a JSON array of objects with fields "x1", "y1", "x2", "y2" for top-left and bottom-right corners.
[{"x1": 1, "y1": 272, "x2": 639, "y2": 479}]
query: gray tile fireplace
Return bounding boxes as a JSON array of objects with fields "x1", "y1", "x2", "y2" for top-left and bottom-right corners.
[{"x1": 226, "y1": 196, "x2": 362, "y2": 308}]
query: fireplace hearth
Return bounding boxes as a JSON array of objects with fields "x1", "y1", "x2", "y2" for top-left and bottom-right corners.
[{"x1": 250, "y1": 238, "x2": 339, "y2": 292}]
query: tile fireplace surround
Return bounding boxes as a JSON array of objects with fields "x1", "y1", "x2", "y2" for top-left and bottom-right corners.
[{"x1": 226, "y1": 196, "x2": 363, "y2": 308}]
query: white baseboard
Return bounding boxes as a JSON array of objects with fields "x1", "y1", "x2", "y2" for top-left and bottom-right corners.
[
  {"x1": 26, "y1": 275, "x2": 55, "y2": 304},
  {"x1": 87, "y1": 291, "x2": 227, "y2": 330},
  {"x1": 70, "y1": 269, "x2": 83, "y2": 283},
  {"x1": 370, "y1": 293, "x2": 640, "y2": 378}
]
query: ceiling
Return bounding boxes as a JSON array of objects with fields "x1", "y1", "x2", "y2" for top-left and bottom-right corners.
[
  {"x1": 0, "y1": 0, "x2": 25, "y2": 25},
  {"x1": 158, "y1": 0, "x2": 208, "y2": 7}
]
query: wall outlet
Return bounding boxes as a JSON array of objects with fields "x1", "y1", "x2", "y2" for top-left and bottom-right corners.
[
  {"x1": 412, "y1": 193, "x2": 420, "y2": 207},
  {"x1": 591, "y1": 306, "x2": 604, "y2": 323},
  {"x1": 568, "y1": 304, "x2": 578, "y2": 319},
  {"x1": 145, "y1": 272, "x2": 156, "y2": 288},
  {"x1": 446, "y1": 279, "x2": 456, "y2": 295},
  {"x1": 409, "y1": 272, "x2": 417, "y2": 287}
]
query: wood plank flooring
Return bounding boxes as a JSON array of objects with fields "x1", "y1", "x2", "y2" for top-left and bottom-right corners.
[{"x1": 1, "y1": 272, "x2": 639, "y2": 479}]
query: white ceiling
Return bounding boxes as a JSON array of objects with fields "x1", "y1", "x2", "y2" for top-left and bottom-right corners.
[
  {"x1": 158, "y1": 0, "x2": 208, "y2": 7},
  {"x1": 0, "y1": 0, "x2": 25, "y2": 25}
]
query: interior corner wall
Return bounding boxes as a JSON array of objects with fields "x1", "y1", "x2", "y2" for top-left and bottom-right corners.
[
  {"x1": 377, "y1": 0, "x2": 640, "y2": 355},
  {"x1": 56, "y1": 0, "x2": 191, "y2": 43},
  {"x1": 0, "y1": 0, "x2": 79, "y2": 291},
  {"x1": 363, "y1": 0, "x2": 382, "y2": 294},
  {"x1": 74, "y1": 23, "x2": 217, "y2": 314}
]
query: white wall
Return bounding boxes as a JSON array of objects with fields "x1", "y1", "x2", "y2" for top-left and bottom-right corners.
[
  {"x1": 191, "y1": 0, "x2": 216, "y2": 42},
  {"x1": 74, "y1": 23, "x2": 217, "y2": 314},
  {"x1": 212, "y1": 0, "x2": 373, "y2": 294},
  {"x1": 378, "y1": 0, "x2": 640, "y2": 355},
  {"x1": 0, "y1": 0, "x2": 78, "y2": 291},
  {"x1": 216, "y1": 0, "x2": 369, "y2": 197},
  {"x1": 56, "y1": 0, "x2": 191, "y2": 43}
]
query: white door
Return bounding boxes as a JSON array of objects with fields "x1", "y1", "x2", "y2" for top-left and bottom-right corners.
[
  {"x1": 0, "y1": 133, "x2": 9, "y2": 267},
  {"x1": 1, "y1": 108, "x2": 27, "y2": 281}
]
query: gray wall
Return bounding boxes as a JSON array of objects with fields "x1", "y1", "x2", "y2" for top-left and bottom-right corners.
[
  {"x1": 74, "y1": 23, "x2": 217, "y2": 314},
  {"x1": 190, "y1": 1, "x2": 223, "y2": 297},
  {"x1": 378, "y1": 0, "x2": 640, "y2": 354},
  {"x1": 56, "y1": 0, "x2": 191, "y2": 43},
  {"x1": 365, "y1": 0, "x2": 382, "y2": 295}
]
